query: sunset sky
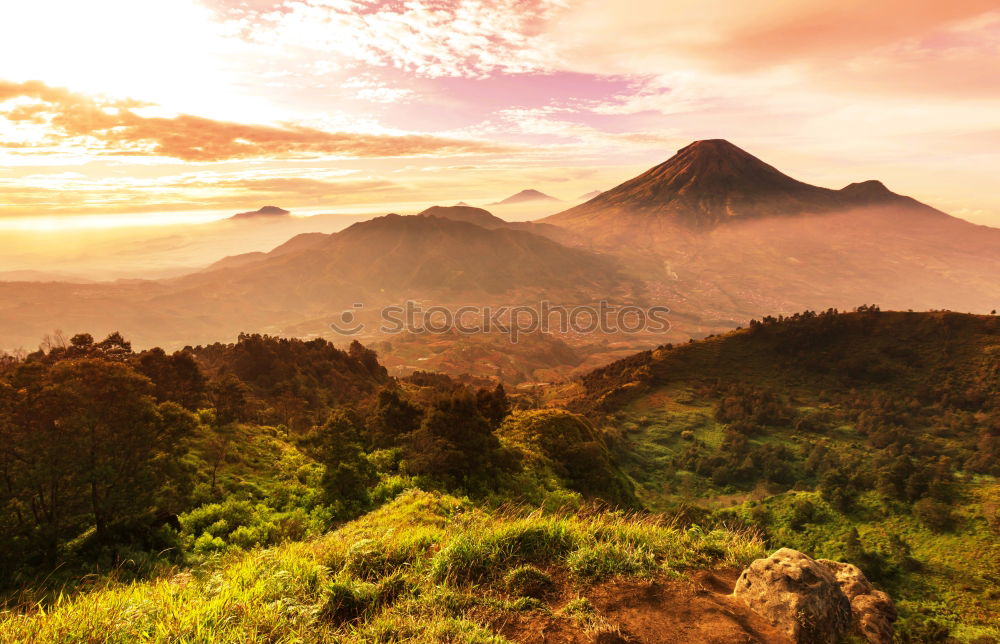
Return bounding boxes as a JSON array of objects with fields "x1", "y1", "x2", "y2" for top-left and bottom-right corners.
[{"x1": 2, "y1": 0, "x2": 999, "y2": 229}]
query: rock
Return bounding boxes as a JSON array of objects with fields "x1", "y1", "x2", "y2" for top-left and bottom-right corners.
[
  {"x1": 733, "y1": 548, "x2": 853, "y2": 644},
  {"x1": 818, "y1": 559, "x2": 897, "y2": 644}
]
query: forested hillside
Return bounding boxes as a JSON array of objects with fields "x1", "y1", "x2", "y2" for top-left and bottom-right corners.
[
  {"x1": 1, "y1": 310, "x2": 998, "y2": 642},
  {"x1": 559, "y1": 309, "x2": 1000, "y2": 640}
]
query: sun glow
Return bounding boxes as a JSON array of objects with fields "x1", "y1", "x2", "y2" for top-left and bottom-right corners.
[
  {"x1": 1, "y1": 0, "x2": 261, "y2": 120},
  {"x1": 0, "y1": 211, "x2": 229, "y2": 232}
]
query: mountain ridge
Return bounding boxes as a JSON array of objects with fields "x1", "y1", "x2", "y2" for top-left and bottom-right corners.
[
  {"x1": 543, "y1": 139, "x2": 943, "y2": 230},
  {"x1": 230, "y1": 205, "x2": 291, "y2": 221},
  {"x1": 492, "y1": 189, "x2": 561, "y2": 205}
]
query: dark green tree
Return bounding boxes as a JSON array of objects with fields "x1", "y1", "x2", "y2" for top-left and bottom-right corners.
[
  {"x1": 404, "y1": 392, "x2": 505, "y2": 486},
  {"x1": 309, "y1": 409, "x2": 377, "y2": 511},
  {"x1": 476, "y1": 383, "x2": 511, "y2": 429},
  {"x1": 367, "y1": 388, "x2": 422, "y2": 449}
]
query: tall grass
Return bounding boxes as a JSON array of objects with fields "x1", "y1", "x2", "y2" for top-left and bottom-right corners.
[{"x1": 0, "y1": 490, "x2": 765, "y2": 643}]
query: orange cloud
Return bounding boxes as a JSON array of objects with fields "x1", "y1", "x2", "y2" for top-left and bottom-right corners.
[
  {"x1": 0, "y1": 80, "x2": 506, "y2": 161},
  {"x1": 550, "y1": 1, "x2": 1000, "y2": 97}
]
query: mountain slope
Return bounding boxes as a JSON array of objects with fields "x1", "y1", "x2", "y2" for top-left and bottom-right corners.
[
  {"x1": 545, "y1": 139, "x2": 942, "y2": 230},
  {"x1": 0, "y1": 214, "x2": 636, "y2": 349},
  {"x1": 538, "y1": 139, "x2": 1000, "y2": 318},
  {"x1": 550, "y1": 310, "x2": 1000, "y2": 639}
]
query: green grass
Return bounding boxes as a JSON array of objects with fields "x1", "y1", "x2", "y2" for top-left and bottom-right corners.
[
  {"x1": 0, "y1": 490, "x2": 765, "y2": 643},
  {"x1": 613, "y1": 383, "x2": 1000, "y2": 642},
  {"x1": 594, "y1": 312, "x2": 1000, "y2": 642}
]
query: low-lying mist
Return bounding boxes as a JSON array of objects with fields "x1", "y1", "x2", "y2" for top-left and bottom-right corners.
[{"x1": 0, "y1": 212, "x2": 373, "y2": 282}]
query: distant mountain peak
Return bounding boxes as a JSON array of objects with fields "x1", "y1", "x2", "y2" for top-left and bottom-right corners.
[
  {"x1": 578, "y1": 190, "x2": 603, "y2": 201},
  {"x1": 543, "y1": 140, "x2": 938, "y2": 230},
  {"x1": 840, "y1": 180, "x2": 891, "y2": 197},
  {"x1": 454, "y1": 201, "x2": 471, "y2": 207},
  {"x1": 491, "y1": 189, "x2": 561, "y2": 205},
  {"x1": 418, "y1": 205, "x2": 508, "y2": 229},
  {"x1": 680, "y1": 138, "x2": 741, "y2": 153},
  {"x1": 230, "y1": 205, "x2": 290, "y2": 220}
]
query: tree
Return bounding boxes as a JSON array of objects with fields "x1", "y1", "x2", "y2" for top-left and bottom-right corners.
[
  {"x1": 404, "y1": 392, "x2": 504, "y2": 486},
  {"x1": 367, "y1": 388, "x2": 421, "y2": 449},
  {"x1": 211, "y1": 373, "x2": 251, "y2": 425},
  {"x1": 913, "y1": 498, "x2": 954, "y2": 533},
  {"x1": 42, "y1": 360, "x2": 196, "y2": 541},
  {"x1": 137, "y1": 348, "x2": 207, "y2": 410},
  {"x1": 349, "y1": 340, "x2": 383, "y2": 376},
  {"x1": 0, "y1": 359, "x2": 196, "y2": 567},
  {"x1": 819, "y1": 466, "x2": 857, "y2": 512},
  {"x1": 476, "y1": 383, "x2": 511, "y2": 429},
  {"x1": 307, "y1": 409, "x2": 376, "y2": 511}
]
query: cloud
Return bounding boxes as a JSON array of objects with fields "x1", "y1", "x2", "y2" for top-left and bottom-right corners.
[
  {"x1": 0, "y1": 80, "x2": 507, "y2": 161},
  {"x1": 342, "y1": 74, "x2": 415, "y2": 103},
  {"x1": 547, "y1": 1, "x2": 1000, "y2": 97},
  {"x1": 230, "y1": 0, "x2": 562, "y2": 79},
  {"x1": 0, "y1": 167, "x2": 409, "y2": 217}
]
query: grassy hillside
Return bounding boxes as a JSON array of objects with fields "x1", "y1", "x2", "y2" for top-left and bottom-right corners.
[
  {"x1": 562, "y1": 309, "x2": 1000, "y2": 641},
  {"x1": 2, "y1": 310, "x2": 998, "y2": 642},
  {"x1": 0, "y1": 490, "x2": 769, "y2": 643}
]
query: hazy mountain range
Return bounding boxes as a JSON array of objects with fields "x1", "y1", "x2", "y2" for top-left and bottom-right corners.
[
  {"x1": 542, "y1": 139, "x2": 1000, "y2": 320},
  {"x1": 2, "y1": 139, "x2": 999, "y2": 382}
]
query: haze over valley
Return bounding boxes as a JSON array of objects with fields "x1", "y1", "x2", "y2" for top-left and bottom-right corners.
[{"x1": 2, "y1": 2, "x2": 999, "y2": 642}]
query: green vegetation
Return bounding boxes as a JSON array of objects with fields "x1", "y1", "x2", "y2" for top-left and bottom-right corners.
[
  {"x1": 0, "y1": 490, "x2": 764, "y2": 643},
  {"x1": 1, "y1": 309, "x2": 998, "y2": 642},
  {"x1": 577, "y1": 309, "x2": 1000, "y2": 641}
]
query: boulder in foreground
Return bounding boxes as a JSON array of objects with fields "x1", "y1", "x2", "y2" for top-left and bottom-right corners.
[
  {"x1": 733, "y1": 548, "x2": 853, "y2": 643},
  {"x1": 818, "y1": 558, "x2": 897, "y2": 644}
]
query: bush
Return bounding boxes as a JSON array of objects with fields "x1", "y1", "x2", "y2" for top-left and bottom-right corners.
[
  {"x1": 913, "y1": 498, "x2": 954, "y2": 532},
  {"x1": 430, "y1": 518, "x2": 576, "y2": 583},
  {"x1": 323, "y1": 579, "x2": 378, "y2": 624},
  {"x1": 503, "y1": 565, "x2": 554, "y2": 598},
  {"x1": 567, "y1": 542, "x2": 656, "y2": 581}
]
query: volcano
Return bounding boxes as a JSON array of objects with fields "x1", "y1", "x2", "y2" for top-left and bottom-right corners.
[
  {"x1": 544, "y1": 139, "x2": 939, "y2": 230},
  {"x1": 230, "y1": 205, "x2": 291, "y2": 220},
  {"x1": 492, "y1": 189, "x2": 561, "y2": 206},
  {"x1": 539, "y1": 139, "x2": 1000, "y2": 320}
]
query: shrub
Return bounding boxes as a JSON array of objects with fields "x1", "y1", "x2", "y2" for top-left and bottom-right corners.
[
  {"x1": 913, "y1": 498, "x2": 954, "y2": 532},
  {"x1": 562, "y1": 597, "x2": 595, "y2": 618},
  {"x1": 503, "y1": 565, "x2": 554, "y2": 598},
  {"x1": 323, "y1": 579, "x2": 378, "y2": 624},
  {"x1": 343, "y1": 538, "x2": 392, "y2": 580},
  {"x1": 511, "y1": 596, "x2": 545, "y2": 611},
  {"x1": 430, "y1": 517, "x2": 576, "y2": 583},
  {"x1": 567, "y1": 542, "x2": 656, "y2": 581}
]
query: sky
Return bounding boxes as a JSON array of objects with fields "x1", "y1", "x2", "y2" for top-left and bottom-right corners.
[{"x1": 2, "y1": 0, "x2": 999, "y2": 230}]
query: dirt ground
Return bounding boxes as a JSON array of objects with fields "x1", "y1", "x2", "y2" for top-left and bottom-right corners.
[{"x1": 494, "y1": 570, "x2": 791, "y2": 644}]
